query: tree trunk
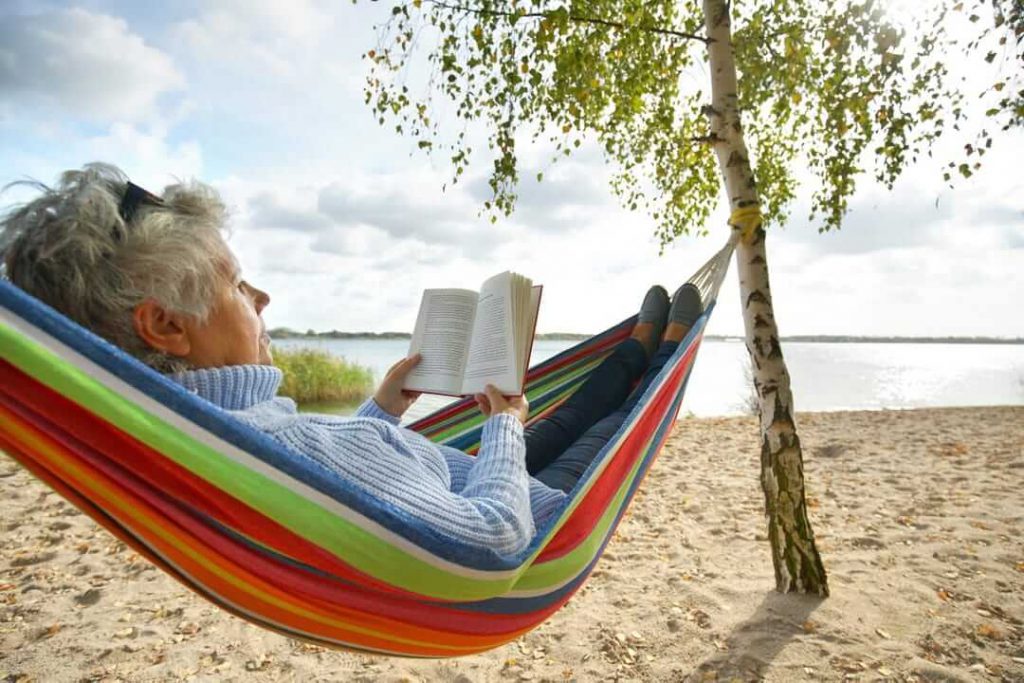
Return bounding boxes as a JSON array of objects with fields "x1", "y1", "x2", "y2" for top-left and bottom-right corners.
[{"x1": 702, "y1": 0, "x2": 829, "y2": 596}]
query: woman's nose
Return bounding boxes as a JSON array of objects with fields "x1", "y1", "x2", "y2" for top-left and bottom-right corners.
[
  {"x1": 244, "y1": 281, "x2": 270, "y2": 312},
  {"x1": 253, "y1": 286, "x2": 270, "y2": 312}
]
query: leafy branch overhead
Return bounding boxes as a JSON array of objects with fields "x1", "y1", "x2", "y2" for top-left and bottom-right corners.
[{"x1": 365, "y1": 0, "x2": 1023, "y2": 245}]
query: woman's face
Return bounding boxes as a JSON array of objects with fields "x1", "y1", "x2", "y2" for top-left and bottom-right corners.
[{"x1": 182, "y1": 254, "x2": 273, "y2": 368}]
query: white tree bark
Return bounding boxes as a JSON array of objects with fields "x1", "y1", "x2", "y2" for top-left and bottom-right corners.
[{"x1": 703, "y1": 0, "x2": 829, "y2": 596}]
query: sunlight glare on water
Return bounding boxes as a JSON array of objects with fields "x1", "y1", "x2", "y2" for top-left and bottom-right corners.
[{"x1": 272, "y1": 338, "x2": 1024, "y2": 422}]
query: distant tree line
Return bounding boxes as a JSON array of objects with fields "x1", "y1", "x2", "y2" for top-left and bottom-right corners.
[
  {"x1": 269, "y1": 328, "x2": 1021, "y2": 344},
  {"x1": 268, "y1": 328, "x2": 412, "y2": 340},
  {"x1": 764, "y1": 336, "x2": 1024, "y2": 345}
]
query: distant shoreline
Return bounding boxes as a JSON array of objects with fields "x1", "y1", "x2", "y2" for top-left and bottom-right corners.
[
  {"x1": 268, "y1": 331, "x2": 594, "y2": 342},
  {"x1": 269, "y1": 329, "x2": 1023, "y2": 345}
]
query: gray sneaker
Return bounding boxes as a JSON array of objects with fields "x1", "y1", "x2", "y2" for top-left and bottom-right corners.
[
  {"x1": 636, "y1": 285, "x2": 670, "y2": 353},
  {"x1": 668, "y1": 283, "x2": 704, "y2": 328}
]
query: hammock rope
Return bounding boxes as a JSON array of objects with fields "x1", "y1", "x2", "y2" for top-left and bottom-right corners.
[{"x1": 0, "y1": 236, "x2": 736, "y2": 657}]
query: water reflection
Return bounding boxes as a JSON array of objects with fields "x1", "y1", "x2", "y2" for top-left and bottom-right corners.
[{"x1": 272, "y1": 338, "x2": 1024, "y2": 421}]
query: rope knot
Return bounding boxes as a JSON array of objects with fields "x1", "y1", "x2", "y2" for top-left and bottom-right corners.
[{"x1": 729, "y1": 206, "x2": 763, "y2": 243}]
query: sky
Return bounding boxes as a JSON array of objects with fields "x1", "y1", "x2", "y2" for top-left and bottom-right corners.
[{"x1": 1, "y1": 1, "x2": 1022, "y2": 339}]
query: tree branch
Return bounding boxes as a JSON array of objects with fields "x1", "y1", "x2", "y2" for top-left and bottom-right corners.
[
  {"x1": 425, "y1": 1, "x2": 713, "y2": 44},
  {"x1": 690, "y1": 134, "x2": 724, "y2": 144}
]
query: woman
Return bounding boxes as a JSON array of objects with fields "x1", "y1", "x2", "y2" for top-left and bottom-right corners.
[{"x1": 0, "y1": 164, "x2": 702, "y2": 556}]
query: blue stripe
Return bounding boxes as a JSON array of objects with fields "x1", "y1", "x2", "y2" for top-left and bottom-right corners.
[
  {"x1": 437, "y1": 375, "x2": 695, "y2": 615},
  {"x1": 441, "y1": 319, "x2": 710, "y2": 614},
  {"x1": 1, "y1": 281, "x2": 529, "y2": 569},
  {"x1": 2, "y1": 279, "x2": 715, "y2": 577}
]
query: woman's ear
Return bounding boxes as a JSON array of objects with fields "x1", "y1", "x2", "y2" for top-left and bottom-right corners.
[{"x1": 132, "y1": 300, "x2": 191, "y2": 358}]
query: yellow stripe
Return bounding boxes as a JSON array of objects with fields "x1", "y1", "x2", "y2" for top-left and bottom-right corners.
[{"x1": 0, "y1": 410, "x2": 519, "y2": 653}]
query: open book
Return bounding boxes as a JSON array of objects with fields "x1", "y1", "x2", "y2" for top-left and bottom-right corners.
[{"x1": 403, "y1": 271, "x2": 542, "y2": 396}]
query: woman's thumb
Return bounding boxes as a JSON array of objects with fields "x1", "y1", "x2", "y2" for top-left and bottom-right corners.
[{"x1": 484, "y1": 384, "x2": 504, "y2": 404}]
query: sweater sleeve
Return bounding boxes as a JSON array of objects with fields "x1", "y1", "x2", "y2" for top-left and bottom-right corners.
[
  {"x1": 353, "y1": 397, "x2": 401, "y2": 425},
  {"x1": 266, "y1": 412, "x2": 534, "y2": 556},
  {"x1": 456, "y1": 413, "x2": 534, "y2": 550}
]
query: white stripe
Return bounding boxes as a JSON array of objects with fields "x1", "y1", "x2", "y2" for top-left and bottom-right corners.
[
  {"x1": 0, "y1": 308, "x2": 521, "y2": 583},
  {"x1": 505, "y1": 350, "x2": 690, "y2": 599},
  {"x1": 2, "y1": 307, "x2": 699, "y2": 594},
  {"x1": 73, "y1": 511, "x2": 456, "y2": 656}
]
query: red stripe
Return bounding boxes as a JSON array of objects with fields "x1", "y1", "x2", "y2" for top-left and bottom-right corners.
[
  {"x1": 3, "y1": 406, "x2": 480, "y2": 654},
  {"x1": 0, "y1": 360, "x2": 576, "y2": 635},
  {"x1": 3, "y1": 398, "x2": 576, "y2": 640},
  {"x1": 0, "y1": 328, "x2": 698, "y2": 639},
  {"x1": 0, "y1": 416, "x2": 367, "y2": 645},
  {"x1": 409, "y1": 320, "x2": 633, "y2": 433},
  {"x1": 0, "y1": 427, "x2": 186, "y2": 583},
  {"x1": 0, "y1": 360, "x2": 416, "y2": 596},
  {"x1": 534, "y1": 339, "x2": 699, "y2": 563}
]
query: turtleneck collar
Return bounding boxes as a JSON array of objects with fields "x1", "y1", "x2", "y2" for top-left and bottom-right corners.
[{"x1": 171, "y1": 364, "x2": 283, "y2": 411}]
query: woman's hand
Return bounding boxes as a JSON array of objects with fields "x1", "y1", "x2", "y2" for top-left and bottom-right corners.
[
  {"x1": 474, "y1": 384, "x2": 529, "y2": 425},
  {"x1": 374, "y1": 354, "x2": 423, "y2": 418}
]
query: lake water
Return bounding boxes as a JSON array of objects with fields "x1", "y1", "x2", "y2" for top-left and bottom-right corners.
[{"x1": 271, "y1": 337, "x2": 1024, "y2": 422}]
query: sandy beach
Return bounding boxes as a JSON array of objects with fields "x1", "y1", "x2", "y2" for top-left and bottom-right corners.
[{"x1": 1, "y1": 405, "x2": 1021, "y2": 682}]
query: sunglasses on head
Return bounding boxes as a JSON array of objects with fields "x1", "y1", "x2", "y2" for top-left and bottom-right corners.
[{"x1": 118, "y1": 181, "x2": 165, "y2": 224}]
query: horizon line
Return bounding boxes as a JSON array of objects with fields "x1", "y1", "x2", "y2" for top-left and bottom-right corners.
[{"x1": 268, "y1": 329, "x2": 1024, "y2": 344}]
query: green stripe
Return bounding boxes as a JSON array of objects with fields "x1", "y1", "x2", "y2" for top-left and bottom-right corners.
[
  {"x1": 0, "y1": 322, "x2": 524, "y2": 600},
  {"x1": 426, "y1": 356, "x2": 606, "y2": 446},
  {"x1": 418, "y1": 358, "x2": 600, "y2": 443},
  {"x1": 424, "y1": 410, "x2": 486, "y2": 443},
  {"x1": 515, "y1": 429, "x2": 657, "y2": 591},
  {"x1": 524, "y1": 356, "x2": 606, "y2": 402}
]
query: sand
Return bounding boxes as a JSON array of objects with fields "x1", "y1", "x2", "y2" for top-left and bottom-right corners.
[{"x1": 1, "y1": 406, "x2": 1022, "y2": 682}]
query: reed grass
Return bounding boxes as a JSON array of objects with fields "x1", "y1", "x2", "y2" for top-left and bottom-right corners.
[{"x1": 273, "y1": 347, "x2": 374, "y2": 405}]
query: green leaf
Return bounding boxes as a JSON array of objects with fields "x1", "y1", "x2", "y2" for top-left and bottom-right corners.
[{"x1": 363, "y1": 0, "x2": 1019, "y2": 243}]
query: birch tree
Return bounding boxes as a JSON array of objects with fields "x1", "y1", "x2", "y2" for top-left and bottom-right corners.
[{"x1": 363, "y1": 0, "x2": 1023, "y2": 597}]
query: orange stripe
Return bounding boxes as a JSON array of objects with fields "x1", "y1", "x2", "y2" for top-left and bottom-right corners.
[{"x1": 1, "y1": 405, "x2": 536, "y2": 655}]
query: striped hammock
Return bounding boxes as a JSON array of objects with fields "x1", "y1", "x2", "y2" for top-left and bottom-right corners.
[{"x1": 0, "y1": 238, "x2": 735, "y2": 657}]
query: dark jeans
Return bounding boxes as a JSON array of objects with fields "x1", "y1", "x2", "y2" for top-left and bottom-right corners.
[{"x1": 526, "y1": 337, "x2": 680, "y2": 492}]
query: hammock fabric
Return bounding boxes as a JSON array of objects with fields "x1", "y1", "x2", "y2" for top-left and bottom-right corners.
[{"x1": 0, "y1": 238, "x2": 734, "y2": 657}]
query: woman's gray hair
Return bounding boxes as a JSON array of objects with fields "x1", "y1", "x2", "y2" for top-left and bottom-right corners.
[{"x1": 0, "y1": 162, "x2": 230, "y2": 373}]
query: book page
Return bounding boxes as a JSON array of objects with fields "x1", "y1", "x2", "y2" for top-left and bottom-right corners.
[
  {"x1": 516, "y1": 284, "x2": 542, "y2": 382},
  {"x1": 461, "y1": 272, "x2": 518, "y2": 395},
  {"x1": 404, "y1": 288, "x2": 479, "y2": 395}
]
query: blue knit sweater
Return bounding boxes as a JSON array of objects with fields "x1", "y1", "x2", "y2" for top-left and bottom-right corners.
[{"x1": 171, "y1": 365, "x2": 567, "y2": 555}]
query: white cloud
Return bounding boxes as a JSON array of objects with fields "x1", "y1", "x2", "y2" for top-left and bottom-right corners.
[
  {"x1": 205, "y1": 140, "x2": 1024, "y2": 338},
  {"x1": 771, "y1": 127, "x2": 1024, "y2": 262},
  {"x1": 0, "y1": 121, "x2": 203, "y2": 206},
  {"x1": 2, "y1": 2, "x2": 1021, "y2": 340},
  {"x1": 163, "y1": 0, "x2": 403, "y2": 165},
  {"x1": 248, "y1": 191, "x2": 332, "y2": 232},
  {"x1": 82, "y1": 123, "x2": 203, "y2": 185},
  {"x1": 174, "y1": 6, "x2": 321, "y2": 78},
  {"x1": 170, "y1": 0, "x2": 357, "y2": 92},
  {"x1": 176, "y1": 0, "x2": 331, "y2": 48},
  {"x1": 768, "y1": 243, "x2": 1024, "y2": 337},
  {"x1": 0, "y1": 8, "x2": 184, "y2": 122},
  {"x1": 467, "y1": 158, "x2": 617, "y2": 232},
  {"x1": 310, "y1": 224, "x2": 391, "y2": 257},
  {"x1": 227, "y1": 166, "x2": 525, "y2": 260}
]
